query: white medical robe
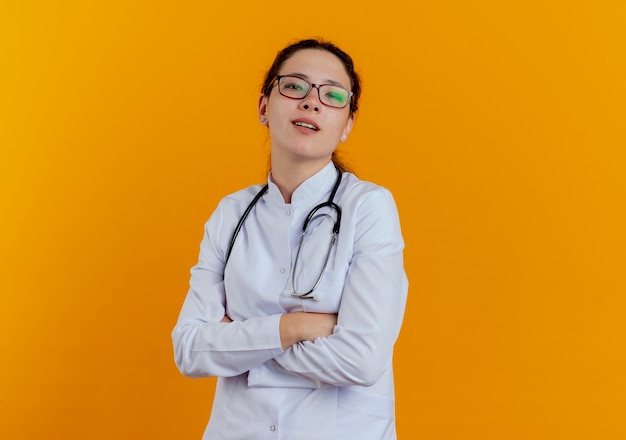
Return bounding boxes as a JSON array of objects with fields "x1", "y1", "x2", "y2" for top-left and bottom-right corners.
[{"x1": 173, "y1": 161, "x2": 408, "y2": 439}]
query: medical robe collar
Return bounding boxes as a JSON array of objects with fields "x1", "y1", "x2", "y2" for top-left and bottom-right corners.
[{"x1": 266, "y1": 161, "x2": 340, "y2": 206}]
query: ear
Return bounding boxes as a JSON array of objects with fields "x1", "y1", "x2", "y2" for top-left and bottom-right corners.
[
  {"x1": 258, "y1": 94, "x2": 268, "y2": 125},
  {"x1": 341, "y1": 115, "x2": 355, "y2": 142}
]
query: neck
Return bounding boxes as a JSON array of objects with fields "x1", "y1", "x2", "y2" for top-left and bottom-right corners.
[{"x1": 271, "y1": 157, "x2": 332, "y2": 203}]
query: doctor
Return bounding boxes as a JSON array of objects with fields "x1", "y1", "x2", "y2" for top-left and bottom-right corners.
[{"x1": 172, "y1": 38, "x2": 408, "y2": 440}]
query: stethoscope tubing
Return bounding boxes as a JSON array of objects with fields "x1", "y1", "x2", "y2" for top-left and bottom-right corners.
[
  {"x1": 225, "y1": 167, "x2": 343, "y2": 300},
  {"x1": 224, "y1": 184, "x2": 268, "y2": 265}
]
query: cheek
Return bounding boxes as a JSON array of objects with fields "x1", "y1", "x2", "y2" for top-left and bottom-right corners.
[
  {"x1": 332, "y1": 120, "x2": 351, "y2": 139},
  {"x1": 266, "y1": 102, "x2": 289, "y2": 128}
]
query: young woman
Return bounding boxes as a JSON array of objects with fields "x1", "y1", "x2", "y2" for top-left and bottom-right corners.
[{"x1": 172, "y1": 38, "x2": 408, "y2": 440}]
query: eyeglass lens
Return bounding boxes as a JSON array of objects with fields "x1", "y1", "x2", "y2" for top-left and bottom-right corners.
[{"x1": 278, "y1": 76, "x2": 351, "y2": 108}]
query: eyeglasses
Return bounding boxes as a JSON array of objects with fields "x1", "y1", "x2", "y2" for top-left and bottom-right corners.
[{"x1": 274, "y1": 75, "x2": 353, "y2": 109}]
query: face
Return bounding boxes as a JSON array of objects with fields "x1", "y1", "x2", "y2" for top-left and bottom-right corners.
[{"x1": 258, "y1": 49, "x2": 355, "y2": 167}]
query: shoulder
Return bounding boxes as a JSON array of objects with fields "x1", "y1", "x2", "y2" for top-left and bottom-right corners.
[
  {"x1": 200, "y1": 183, "x2": 268, "y2": 254},
  {"x1": 338, "y1": 173, "x2": 405, "y2": 253},
  {"x1": 215, "y1": 183, "x2": 268, "y2": 217},
  {"x1": 340, "y1": 173, "x2": 398, "y2": 210}
]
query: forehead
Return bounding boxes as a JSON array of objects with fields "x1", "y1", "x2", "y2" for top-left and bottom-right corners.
[{"x1": 279, "y1": 49, "x2": 351, "y2": 87}]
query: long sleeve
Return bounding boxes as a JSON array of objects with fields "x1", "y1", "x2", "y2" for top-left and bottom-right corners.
[
  {"x1": 172, "y1": 201, "x2": 284, "y2": 378},
  {"x1": 249, "y1": 188, "x2": 408, "y2": 388}
]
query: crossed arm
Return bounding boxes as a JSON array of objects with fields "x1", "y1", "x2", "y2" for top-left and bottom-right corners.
[
  {"x1": 221, "y1": 312, "x2": 337, "y2": 350},
  {"x1": 172, "y1": 189, "x2": 407, "y2": 387}
]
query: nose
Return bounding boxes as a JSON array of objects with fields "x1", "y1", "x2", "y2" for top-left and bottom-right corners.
[{"x1": 300, "y1": 85, "x2": 322, "y2": 112}]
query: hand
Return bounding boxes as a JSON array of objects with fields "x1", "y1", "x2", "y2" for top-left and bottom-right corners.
[{"x1": 279, "y1": 312, "x2": 338, "y2": 349}]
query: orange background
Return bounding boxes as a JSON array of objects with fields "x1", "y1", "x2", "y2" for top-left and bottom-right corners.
[{"x1": 1, "y1": 1, "x2": 625, "y2": 439}]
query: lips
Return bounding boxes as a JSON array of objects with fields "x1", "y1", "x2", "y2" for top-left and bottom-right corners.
[{"x1": 292, "y1": 118, "x2": 320, "y2": 131}]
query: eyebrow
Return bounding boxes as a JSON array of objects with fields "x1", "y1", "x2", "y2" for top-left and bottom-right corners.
[{"x1": 283, "y1": 72, "x2": 348, "y2": 89}]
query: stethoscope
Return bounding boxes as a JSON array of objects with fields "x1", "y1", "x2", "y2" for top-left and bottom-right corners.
[{"x1": 225, "y1": 167, "x2": 342, "y2": 300}]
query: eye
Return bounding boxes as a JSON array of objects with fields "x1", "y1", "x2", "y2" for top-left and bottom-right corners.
[
  {"x1": 322, "y1": 86, "x2": 349, "y2": 106},
  {"x1": 325, "y1": 90, "x2": 346, "y2": 103},
  {"x1": 284, "y1": 82, "x2": 305, "y2": 91},
  {"x1": 279, "y1": 76, "x2": 309, "y2": 96}
]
